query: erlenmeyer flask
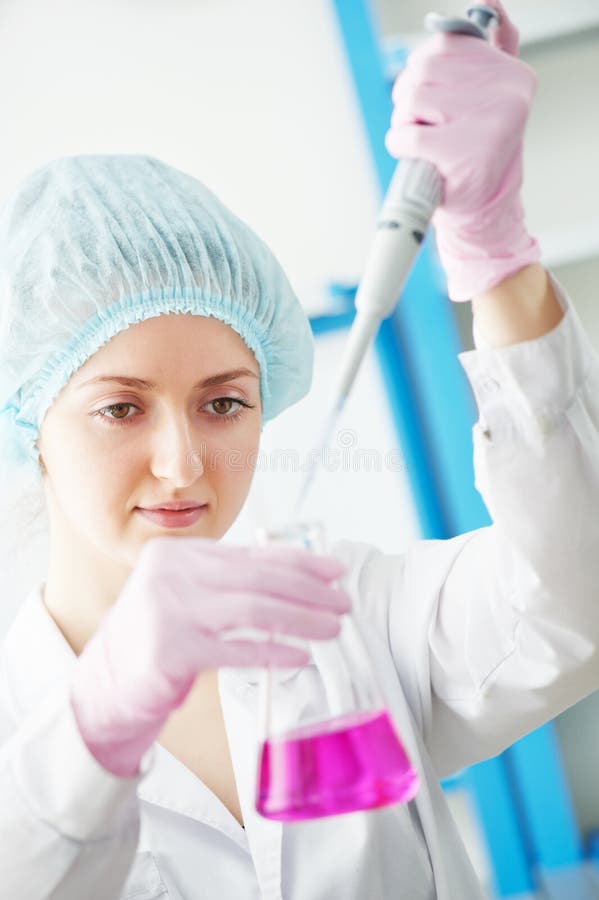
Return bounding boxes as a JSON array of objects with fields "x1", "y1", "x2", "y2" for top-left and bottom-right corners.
[{"x1": 254, "y1": 518, "x2": 419, "y2": 822}]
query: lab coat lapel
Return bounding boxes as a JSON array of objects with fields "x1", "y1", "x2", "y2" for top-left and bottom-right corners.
[
  {"x1": 218, "y1": 667, "x2": 284, "y2": 900},
  {"x1": 137, "y1": 740, "x2": 250, "y2": 850},
  {"x1": 1, "y1": 585, "x2": 251, "y2": 852},
  {"x1": 1, "y1": 584, "x2": 77, "y2": 720}
]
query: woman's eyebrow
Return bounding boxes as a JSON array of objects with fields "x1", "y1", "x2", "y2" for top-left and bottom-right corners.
[{"x1": 77, "y1": 368, "x2": 259, "y2": 392}]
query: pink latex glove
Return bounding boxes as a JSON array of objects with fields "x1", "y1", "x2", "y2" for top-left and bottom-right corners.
[
  {"x1": 384, "y1": 0, "x2": 541, "y2": 301},
  {"x1": 70, "y1": 536, "x2": 349, "y2": 777}
]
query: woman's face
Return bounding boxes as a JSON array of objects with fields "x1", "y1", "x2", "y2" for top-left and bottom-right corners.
[{"x1": 37, "y1": 313, "x2": 262, "y2": 569}]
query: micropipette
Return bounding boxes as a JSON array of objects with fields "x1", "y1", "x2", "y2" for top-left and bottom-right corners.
[{"x1": 294, "y1": 4, "x2": 499, "y2": 518}]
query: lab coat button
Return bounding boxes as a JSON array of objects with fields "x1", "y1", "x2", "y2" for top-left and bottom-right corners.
[{"x1": 480, "y1": 376, "x2": 500, "y2": 393}]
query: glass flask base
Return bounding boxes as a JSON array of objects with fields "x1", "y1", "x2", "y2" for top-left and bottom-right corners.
[{"x1": 256, "y1": 708, "x2": 419, "y2": 822}]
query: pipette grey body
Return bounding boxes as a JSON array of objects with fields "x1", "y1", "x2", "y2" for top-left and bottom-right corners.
[{"x1": 294, "y1": 5, "x2": 500, "y2": 518}]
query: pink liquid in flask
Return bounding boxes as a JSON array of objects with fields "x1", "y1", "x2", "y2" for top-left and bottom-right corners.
[{"x1": 256, "y1": 708, "x2": 419, "y2": 822}]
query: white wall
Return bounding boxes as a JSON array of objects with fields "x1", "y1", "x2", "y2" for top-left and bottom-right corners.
[
  {"x1": 521, "y1": 33, "x2": 599, "y2": 266},
  {"x1": 0, "y1": 0, "x2": 381, "y2": 313}
]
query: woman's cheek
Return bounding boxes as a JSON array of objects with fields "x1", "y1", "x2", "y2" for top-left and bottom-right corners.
[
  {"x1": 207, "y1": 437, "x2": 259, "y2": 506},
  {"x1": 91, "y1": 435, "x2": 142, "y2": 477}
]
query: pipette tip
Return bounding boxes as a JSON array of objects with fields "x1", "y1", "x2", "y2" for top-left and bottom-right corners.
[{"x1": 292, "y1": 393, "x2": 348, "y2": 519}]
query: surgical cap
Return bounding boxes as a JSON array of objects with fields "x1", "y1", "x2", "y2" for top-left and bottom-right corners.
[{"x1": 0, "y1": 154, "x2": 314, "y2": 477}]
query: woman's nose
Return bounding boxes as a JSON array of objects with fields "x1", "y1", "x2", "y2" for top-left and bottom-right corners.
[{"x1": 149, "y1": 413, "x2": 205, "y2": 483}]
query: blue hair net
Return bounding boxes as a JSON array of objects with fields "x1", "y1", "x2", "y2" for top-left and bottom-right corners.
[{"x1": 0, "y1": 154, "x2": 314, "y2": 478}]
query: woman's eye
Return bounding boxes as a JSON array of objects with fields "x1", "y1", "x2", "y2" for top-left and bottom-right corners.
[
  {"x1": 205, "y1": 397, "x2": 255, "y2": 420},
  {"x1": 92, "y1": 397, "x2": 255, "y2": 428},
  {"x1": 209, "y1": 398, "x2": 237, "y2": 416},
  {"x1": 94, "y1": 402, "x2": 137, "y2": 425}
]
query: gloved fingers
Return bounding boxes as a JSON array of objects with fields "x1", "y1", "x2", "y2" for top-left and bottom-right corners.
[
  {"x1": 154, "y1": 535, "x2": 347, "y2": 582},
  {"x1": 385, "y1": 83, "x2": 532, "y2": 171},
  {"x1": 244, "y1": 543, "x2": 347, "y2": 581},
  {"x1": 200, "y1": 589, "x2": 344, "y2": 641},
  {"x1": 249, "y1": 564, "x2": 350, "y2": 612},
  {"x1": 390, "y1": 33, "x2": 535, "y2": 127},
  {"x1": 161, "y1": 630, "x2": 311, "y2": 682},
  {"x1": 484, "y1": 0, "x2": 520, "y2": 56},
  {"x1": 390, "y1": 75, "x2": 449, "y2": 127},
  {"x1": 390, "y1": 86, "x2": 513, "y2": 133},
  {"x1": 403, "y1": 31, "x2": 501, "y2": 81},
  {"x1": 213, "y1": 639, "x2": 310, "y2": 670},
  {"x1": 196, "y1": 553, "x2": 351, "y2": 612},
  {"x1": 403, "y1": 32, "x2": 528, "y2": 91},
  {"x1": 384, "y1": 120, "x2": 448, "y2": 171}
]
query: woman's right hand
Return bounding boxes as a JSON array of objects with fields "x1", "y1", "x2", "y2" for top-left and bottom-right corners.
[{"x1": 69, "y1": 535, "x2": 350, "y2": 777}]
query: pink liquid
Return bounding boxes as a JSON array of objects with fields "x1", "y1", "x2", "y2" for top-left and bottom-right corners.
[{"x1": 256, "y1": 708, "x2": 419, "y2": 822}]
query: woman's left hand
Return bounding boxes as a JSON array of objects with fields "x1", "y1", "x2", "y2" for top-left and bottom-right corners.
[{"x1": 384, "y1": 0, "x2": 540, "y2": 301}]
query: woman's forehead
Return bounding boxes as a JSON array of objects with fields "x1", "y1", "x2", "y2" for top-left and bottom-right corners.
[{"x1": 72, "y1": 314, "x2": 260, "y2": 382}]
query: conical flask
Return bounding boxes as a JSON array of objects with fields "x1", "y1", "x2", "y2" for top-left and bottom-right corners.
[{"x1": 254, "y1": 518, "x2": 419, "y2": 822}]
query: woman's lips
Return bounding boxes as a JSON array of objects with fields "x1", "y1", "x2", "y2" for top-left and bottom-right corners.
[{"x1": 135, "y1": 506, "x2": 208, "y2": 528}]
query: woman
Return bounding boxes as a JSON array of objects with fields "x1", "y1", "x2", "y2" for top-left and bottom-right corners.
[{"x1": 1, "y1": 3, "x2": 598, "y2": 898}]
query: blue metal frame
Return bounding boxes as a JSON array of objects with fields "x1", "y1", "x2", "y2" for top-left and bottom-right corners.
[
  {"x1": 466, "y1": 756, "x2": 535, "y2": 896},
  {"x1": 505, "y1": 727, "x2": 582, "y2": 870},
  {"x1": 326, "y1": 0, "x2": 584, "y2": 894},
  {"x1": 330, "y1": 0, "x2": 487, "y2": 540}
]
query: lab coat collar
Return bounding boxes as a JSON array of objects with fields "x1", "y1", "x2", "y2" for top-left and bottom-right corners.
[
  {"x1": 2, "y1": 583, "x2": 291, "y2": 893},
  {"x1": 0, "y1": 583, "x2": 287, "y2": 866},
  {"x1": 1, "y1": 585, "x2": 251, "y2": 842},
  {"x1": 1, "y1": 582, "x2": 77, "y2": 720}
]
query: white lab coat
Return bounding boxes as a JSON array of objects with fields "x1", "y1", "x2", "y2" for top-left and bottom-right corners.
[{"x1": 2, "y1": 274, "x2": 599, "y2": 900}]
